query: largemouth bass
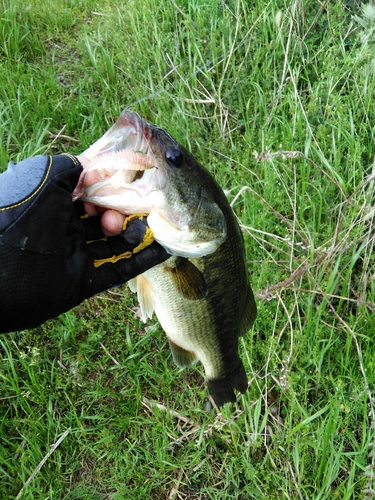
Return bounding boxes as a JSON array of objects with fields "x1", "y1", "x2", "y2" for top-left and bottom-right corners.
[{"x1": 74, "y1": 110, "x2": 257, "y2": 406}]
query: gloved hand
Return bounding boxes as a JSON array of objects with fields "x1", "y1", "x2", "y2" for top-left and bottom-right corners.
[{"x1": 0, "y1": 153, "x2": 169, "y2": 333}]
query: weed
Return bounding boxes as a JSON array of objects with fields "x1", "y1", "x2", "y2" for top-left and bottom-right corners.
[{"x1": 1, "y1": 0, "x2": 374, "y2": 498}]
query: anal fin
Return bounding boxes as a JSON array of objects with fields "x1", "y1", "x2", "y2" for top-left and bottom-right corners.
[{"x1": 168, "y1": 338, "x2": 197, "y2": 368}]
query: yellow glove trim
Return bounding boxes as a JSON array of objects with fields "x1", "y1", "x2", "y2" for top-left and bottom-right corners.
[
  {"x1": 94, "y1": 251, "x2": 133, "y2": 267},
  {"x1": 122, "y1": 213, "x2": 149, "y2": 231},
  {"x1": 1, "y1": 154, "x2": 80, "y2": 211},
  {"x1": 61, "y1": 153, "x2": 80, "y2": 166},
  {"x1": 0, "y1": 156, "x2": 53, "y2": 211},
  {"x1": 94, "y1": 215, "x2": 154, "y2": 268},
  {"x1": 87, "y1": 237, "x2": 108, "y2": 244}
]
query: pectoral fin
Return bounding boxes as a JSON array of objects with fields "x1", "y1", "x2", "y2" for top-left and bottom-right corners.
[
  {"x1": 167, "y1": 257, "x2": 207, "y2": 300},
  {"x1": 168, "y1": 338, "x2": 197, "y2": 367}
]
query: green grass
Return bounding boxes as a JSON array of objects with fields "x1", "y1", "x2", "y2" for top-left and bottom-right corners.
[{"x1": 1, "y1": 0, "x2": 375, "y2": 498}]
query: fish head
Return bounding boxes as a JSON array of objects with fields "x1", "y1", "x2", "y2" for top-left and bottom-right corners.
[{"x1": 79, "y1": 110, "x2": 227, "y2": 258}]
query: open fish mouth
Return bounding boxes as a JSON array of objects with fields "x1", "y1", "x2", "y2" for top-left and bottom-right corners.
[
  {"x1": 73, "y1": 110, "x2": 227, "y2": 258},
  {"x1": 83, "y1": 150, "x2": 157, "y2": 193},
  {"x1": 72, "y1": 111, "x2": 166, "y2": 202},
  {"x1": 83, "y1": 110, "x2": 152, "y2": 159}
]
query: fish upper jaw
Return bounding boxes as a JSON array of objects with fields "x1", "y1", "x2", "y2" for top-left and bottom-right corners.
[{"x1": 82, "y1": 110, "x2": 149, "y2": 160}]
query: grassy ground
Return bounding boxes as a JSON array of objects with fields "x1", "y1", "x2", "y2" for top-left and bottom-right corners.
[{"x1": 1, "y1": 0, "x2": 375, "y2": 498}]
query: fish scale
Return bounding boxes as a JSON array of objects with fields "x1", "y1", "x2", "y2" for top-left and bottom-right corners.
[{"x1": 75, "y1": 109, "x2": 257, "y2": 406}]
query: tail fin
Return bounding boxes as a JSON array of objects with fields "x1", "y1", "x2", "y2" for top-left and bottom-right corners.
[{"x1": 207, "y1": 361, "x2": 248, "y2": 407}]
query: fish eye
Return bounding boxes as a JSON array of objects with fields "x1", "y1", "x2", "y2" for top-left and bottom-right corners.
[{"x1": 166, "y1": 148, "x2": 183, "y2": 168}]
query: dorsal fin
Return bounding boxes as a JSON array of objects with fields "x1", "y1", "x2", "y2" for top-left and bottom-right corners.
[{"x1": 239, "y1": 283, "x2": 257, "y2": 336}]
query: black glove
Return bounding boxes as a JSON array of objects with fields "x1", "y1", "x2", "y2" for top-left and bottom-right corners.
[{"x1": 0, "y1": 154, "x2": 169, "y2": 333}]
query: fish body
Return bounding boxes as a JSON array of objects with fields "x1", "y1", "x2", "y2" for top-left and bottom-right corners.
[{"x1": 77, "y1": 110, "x2": 257, "y2": 406}]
